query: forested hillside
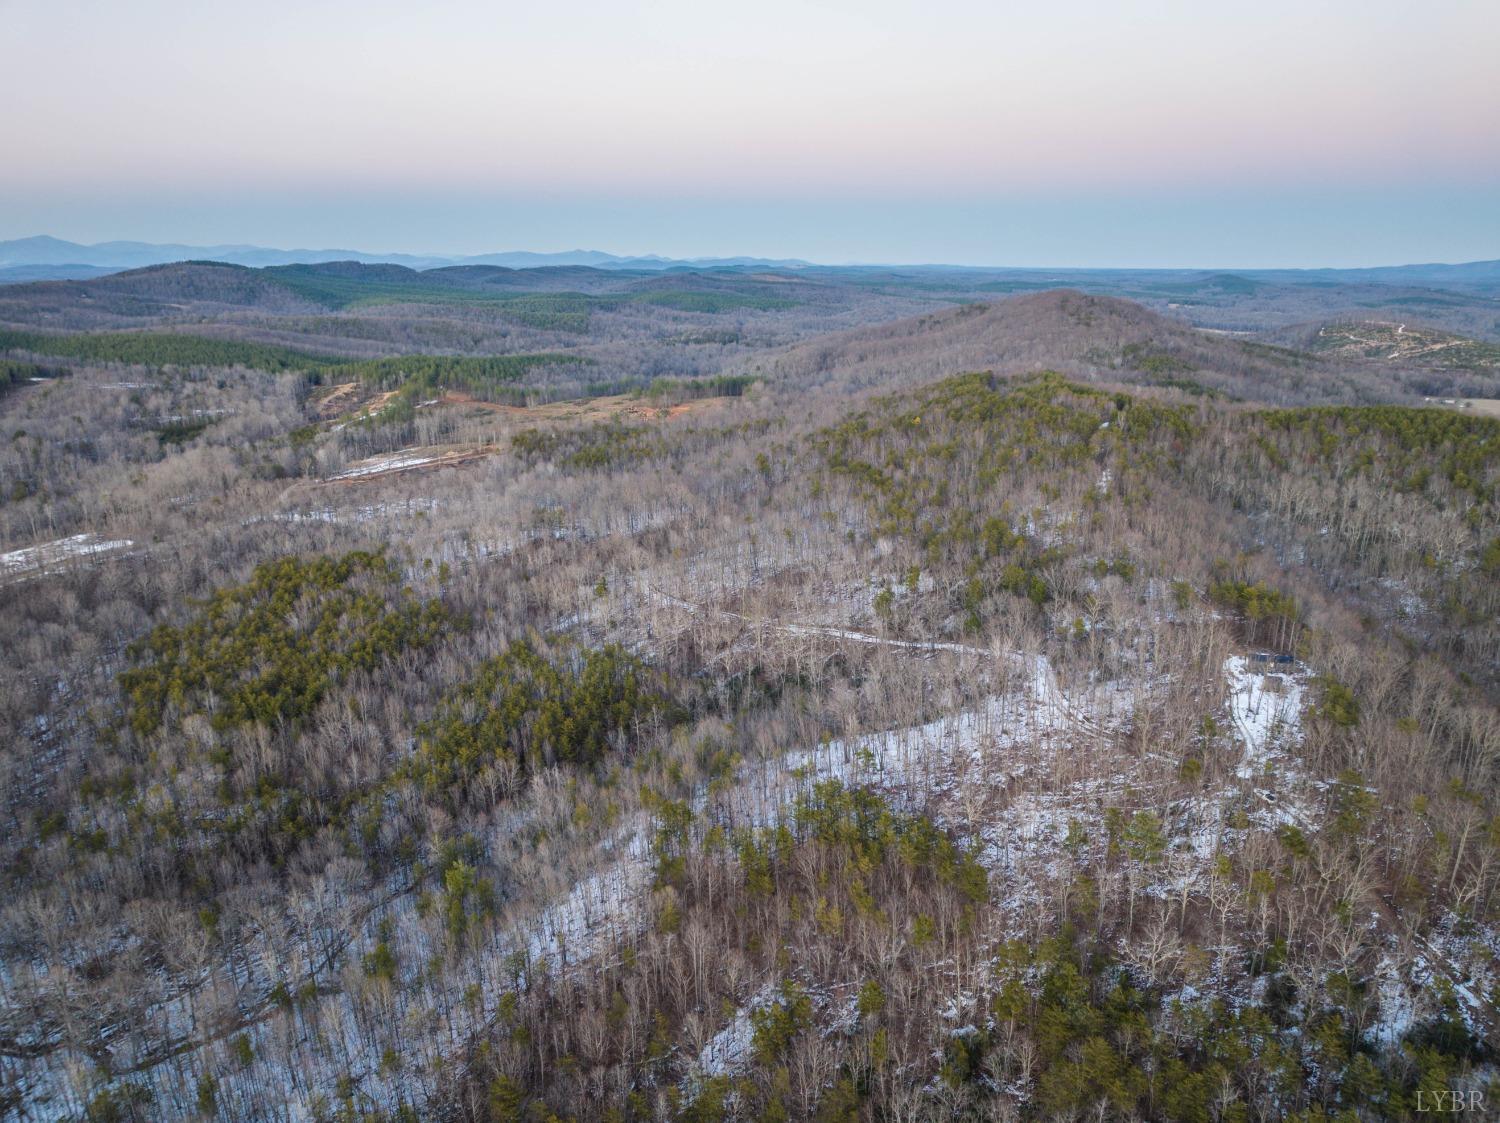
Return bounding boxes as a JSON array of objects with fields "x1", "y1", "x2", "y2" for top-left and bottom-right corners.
[
  {"x1": 772, "y1": 291, "x2": 1500, "y2": 405},
  {"x1": 1, "y1": 277, "x2": 1498, "y2": 1122}
]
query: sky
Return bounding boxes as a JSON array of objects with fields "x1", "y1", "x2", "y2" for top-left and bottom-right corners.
[{"x1": 2, "y1": 0, "x2": 1497, "y2": 267}]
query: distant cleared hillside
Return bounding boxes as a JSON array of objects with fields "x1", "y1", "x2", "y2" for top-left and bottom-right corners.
[{"x1": 1304, "y1": 320, "x2": 1500, "y2": 370}]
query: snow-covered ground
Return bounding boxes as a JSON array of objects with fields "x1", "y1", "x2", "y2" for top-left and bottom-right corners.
[
  {"x1": 0, "y1": 532, "x2": 133, "y2": 577},
  {"x1": 522, "y1": 827, "x2": 654, "y2": 971},
  {"x1": 324, "y1": 449, "x2": 444, "y2": 480},
  {"x1": 1223, "y1": 654, "x2": 1304, "y2": 782},
  {"x1": 12, "y1": 619, "x2": 1481, "y2": 1117},
  {"x1": 695, "y1": 985, "x2": 773, "y2": 1077}
]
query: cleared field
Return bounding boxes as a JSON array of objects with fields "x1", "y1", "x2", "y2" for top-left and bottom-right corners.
[
  {"x1": 1458, "y1": 398, "x2": 1500, "y2": 417},
  {"x1": 1314, "y1": 320, "x2": 1500, "y2": 368},
  {"x1": 313, "y1": 392, "x2": 735, "y2": 484},
  {"x1": 0, "y1": 532, "x2": 134, "y2": 582},
  {"x1": 437, "y1": 389, "x2": 726, "y2": 422},
  {"x1": 321, "y1": 444, "x2": 496, "y2": 482}
]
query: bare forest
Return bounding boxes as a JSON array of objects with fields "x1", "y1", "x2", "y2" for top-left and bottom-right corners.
[{"x1": 1, "y1": 261, "x2": 1499, "y2": 1122}]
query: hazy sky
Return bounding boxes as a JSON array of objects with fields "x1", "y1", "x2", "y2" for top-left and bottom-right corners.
[{"x1": 3, "y1": 0, "x2": 1497, "y2": 266}]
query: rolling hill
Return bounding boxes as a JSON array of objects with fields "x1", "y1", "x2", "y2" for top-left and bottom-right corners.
[{"x1": 766, "y1": 289, "x2": 1404, "y2": 403}]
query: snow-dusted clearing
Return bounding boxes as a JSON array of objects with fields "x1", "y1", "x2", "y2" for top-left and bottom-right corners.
[
  {"x1": 0, "y1": 532, "x2": 133, "y2": 577},
  {"x1": 322, "y1": 445, "x2": 499, "y2": 482},
  {"x1": 1223, "y1": 654, "x2": 1304, "y2": 782},
  {"x1": 324, "y1": 449, "x2": 444, "y2": 480}
]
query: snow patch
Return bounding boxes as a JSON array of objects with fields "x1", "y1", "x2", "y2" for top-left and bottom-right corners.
[
  {"x1": 325, "y1": 449, "x2": 442, "y2": 481},
  {"x1": 696, "y1": 986, "x2": 773, "y2": 1076},
  {"x1": 0, "y1": 533, "x2": 134, "y2": 576},
  {"x1": 1223, "y1": 655, "x2": 1304, "y2": 782}
]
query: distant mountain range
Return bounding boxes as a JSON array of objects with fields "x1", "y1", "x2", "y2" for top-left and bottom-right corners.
[
  {"x1": 2, "y1": 234, "x2": 1499, "y2": 288},
  {"x1": 0, "y1": 235, "x2": 815, "y2": 280}
]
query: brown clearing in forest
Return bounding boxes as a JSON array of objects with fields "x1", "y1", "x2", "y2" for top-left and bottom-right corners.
[{"x1": 435, "y1": 390, "x2": 725, "y2": 423}]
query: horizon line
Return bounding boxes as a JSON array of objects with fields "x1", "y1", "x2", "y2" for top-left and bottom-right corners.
[{"x1": 4, "y1": 233, "x2": 1499, "y2": 276}]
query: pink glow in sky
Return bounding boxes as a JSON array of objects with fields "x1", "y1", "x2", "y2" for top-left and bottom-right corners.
[{"x1": 2, "y1": 0, "x2": 1497, "y2": 264}]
